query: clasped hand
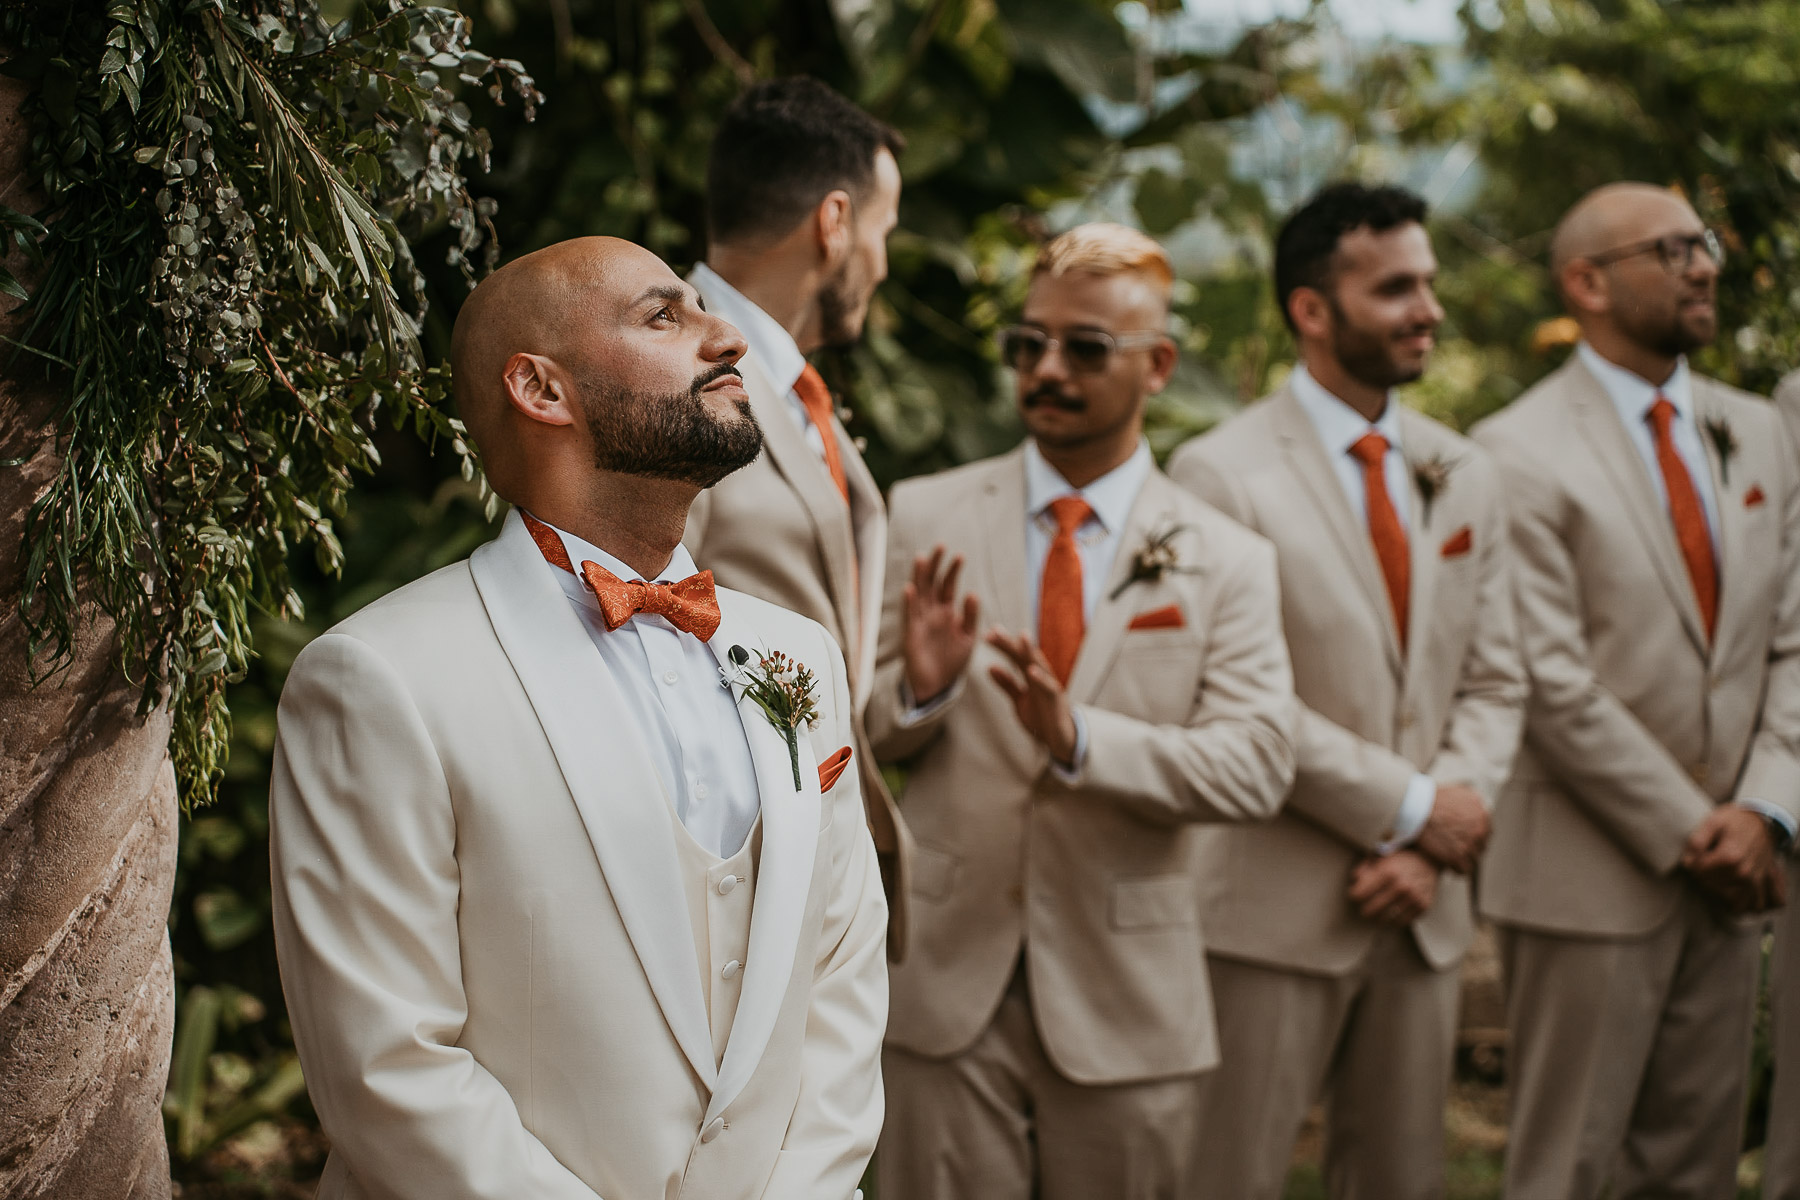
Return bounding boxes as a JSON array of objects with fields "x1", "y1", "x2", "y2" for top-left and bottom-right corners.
[{"x1": 1681, "y1": 805, "x2": 1787, "y2": 915}]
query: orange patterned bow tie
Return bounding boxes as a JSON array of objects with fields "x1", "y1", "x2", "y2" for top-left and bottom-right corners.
[{"x1": 522, "y1": 512, "x2": 722, "y2": 641}]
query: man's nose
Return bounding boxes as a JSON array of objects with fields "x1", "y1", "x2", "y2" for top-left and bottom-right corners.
[
  {"x1": 706, "y1": 314, "x2": 748, "y2": 364},
  {"x1": 1032, "y1": 339, "x2": 1072, "y2": 383}
]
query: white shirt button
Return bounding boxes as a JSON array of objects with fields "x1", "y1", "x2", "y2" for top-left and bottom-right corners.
[
  {"x1": 662, "y1": 670, "x2": 679, "y2": 686},
  {"x1": 722, "y1": 959, "x2": 741, "y2": 979},
  {"x1": 694, "y1": 782, "x2": 709, "y2": 800},
  {"x1": 700, "y1": 1116, "x2": 725, "y2": 1143},
  {"x1": 717, "y1": 875, "x2": 738, "y2": 896}
]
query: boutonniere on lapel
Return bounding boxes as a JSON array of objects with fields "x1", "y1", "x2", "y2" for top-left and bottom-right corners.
[
  {"x1": 720, "y1": 645, "x2": 820, "y2": 790},
  {"x1": 1702, "y1": 414, "x2": 1738, "y2": 486},
  {"x1": 1109, "y1": 523, "x2": 1200, "y2": 600},
  {"x1": 1410, "y1": 454, "x2": 1455, "y2": 527}
]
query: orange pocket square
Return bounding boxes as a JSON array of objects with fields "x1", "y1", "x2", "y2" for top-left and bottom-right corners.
[
  {"x1": 1440, "y1": 526, "x2": 1474, "y2": 558},
  {"x1": 1127, "y1": 604, "x2": 1185, "y2": 631},
  {"x1": 1746, "y1": 484, "x2": 1767, "y2": 508},
  {"x1": 817, "y1": 745, "x2": 853, "y2": 793}
]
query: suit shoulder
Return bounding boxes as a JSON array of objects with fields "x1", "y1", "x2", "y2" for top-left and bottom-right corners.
[
  {"x1": 325, "y1": 557, "x2": 481, "y2": 646},
  {"x1": 888, "y1": 452, "x2": 1013, "y2": 511},
  {"x1": 1169, "y1": 396, "x2": 1281, "y2": 470},
  {"x1": 1693, "y1": 373, "x2": 1776, "y2": 419},
  {"x1": 1470, "y1": 367, "x2": 1573, "y2": 449}
]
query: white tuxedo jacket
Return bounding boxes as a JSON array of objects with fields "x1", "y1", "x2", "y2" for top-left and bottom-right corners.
[{"x1": 270, "y1": 511, "x2": 887, "y2": 1200}]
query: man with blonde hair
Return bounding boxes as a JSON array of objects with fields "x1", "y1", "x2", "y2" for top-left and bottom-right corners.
[{"x1": 869, "y1": 222, "x2": 1298, "y2": 1198}]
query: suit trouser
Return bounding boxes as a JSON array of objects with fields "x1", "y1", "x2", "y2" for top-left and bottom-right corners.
[
  {"x1": 1498, "y1": 888, "x2": 1761, "y2": 1200},
  {"x1": 1768, "y1": 860, "x2": 1800, "y2": 1200},
  {"x1": 877, "y1": 967, "x2": 1199, "y2": 1200},
  {"x1": 1189, "y1": 927, "x2": 1460, "y2": 1200}
]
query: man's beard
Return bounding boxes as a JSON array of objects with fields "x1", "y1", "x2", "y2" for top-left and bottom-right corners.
[
  {"x1": 817, "y1": 263, "x2": 866, "y2": 349},
  {"x1": 1617, "y1": 290, "x2": 1716, "y2": 359},
  {"x1": 1327, "y1": 296, "x2": 1430, "y2": 391},
  {"x1": 579, "y1": 363, "x2": 764, "y2": 488}
]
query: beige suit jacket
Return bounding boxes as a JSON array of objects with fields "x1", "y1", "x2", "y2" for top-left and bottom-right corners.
[
  {"x1": 1777, "y1": 370, "x2": 1800, "y2": 446},
  {"x1": 1471, "y1": 357, "x2": 1800, "y2": 937},
  {"x1": 681, "y1": 270, "x2": 912, "y2": 958},
  {"x1": 1168, "y1": 387, "x2": 1526, "y2": 974},
  {"x1": 270, "y1": 511, "x2": 887, "y2": 1200},
  {"x1": 867, "y1": 448, "x2": 1297, "y2": 1085}
]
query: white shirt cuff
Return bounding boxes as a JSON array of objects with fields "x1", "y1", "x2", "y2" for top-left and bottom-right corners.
[
  {"x1": 1378, "y1": 774, "x2": 1438, "y2": 856},
  {"x1": 897, "y1": 676, "x2": 964, "y2": 727},
  {"x1": 1738, "y1": 797, "x2": 1799, "y2": 845},
  {"x1": 1048, "y1": 708, "x2": 1089, "y2": 783}
]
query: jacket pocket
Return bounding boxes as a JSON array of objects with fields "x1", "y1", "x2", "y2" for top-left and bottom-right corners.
[
  {"x1": 1109, "y1": 874, "x2": 1196, "y2": 930},
  {"x1": 911, "y1": 842, "x2": 959, "y2": 902}
]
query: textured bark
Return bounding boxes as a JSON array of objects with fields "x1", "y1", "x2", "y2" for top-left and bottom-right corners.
[{"x1": 0, "y1": 75, "x2": 177, "y2": 1200}]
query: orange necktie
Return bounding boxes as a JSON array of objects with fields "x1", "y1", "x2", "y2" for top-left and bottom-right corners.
[
  {"x1": 521, "y1": 512, "x2": 722, "y2": 641},
  {"x1": 794, "y1": 364, "x2": 850, "y2": 505},
  {"x1": 1350, "y1": 432, "x2": 1410, "y2": 652},
  {"x1": 1647, "y1": 396, "x2": 1718, "y2": 641},
  {"x1": 1038, "y1": 495, "x2": 1094, "y2": 686}
]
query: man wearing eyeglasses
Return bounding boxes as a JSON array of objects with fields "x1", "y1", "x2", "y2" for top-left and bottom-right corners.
[
  {"x1": 866, "y1": 223, "x2": 1297, "y2": 1198},
  {"x1": 1471, "y1": 182, "x2": 1800, "y2": 1200},
  {"x1": 1167, "y1": 181, "x2": 1527, "y2": 1200}
]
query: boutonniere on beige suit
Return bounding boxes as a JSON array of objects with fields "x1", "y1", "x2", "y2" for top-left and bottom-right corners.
[
  {"x1": 1109, "y1": 521, "x2": 1200, "y2": 598},
  {"x1": 1702, "y1": 412, "x2": 1738, "y2": 485},
  {"x1": 1410, "y1": 453, "x2": 1455, "y2": 526}
]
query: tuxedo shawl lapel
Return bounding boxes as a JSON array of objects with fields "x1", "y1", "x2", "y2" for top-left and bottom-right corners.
[
  {"x1": 741, "y1": 352, "x2": 862, "y2": 657},
  {"x1": 1695, "y1": 382, "x2": 1748, "y2": 663},
  {"x1": 1271, "y1": 387, "x2": 1405, "y2": 677},
  {"x1": 1066, "y1": 471, "x2": 1179, "y2": 705},
  {"x1": 1567, "y1": 363, "x2": 1710, "y2": 656},
  {"x1": 468, "y1": 512, "x2": 716, "y2": 1090},
  {"x1": 979, "y1": 448, "x2": 1032, "y2": 635},
  {"x1": 704, "y1": 598, "x2": 822, "y2": 1124}
]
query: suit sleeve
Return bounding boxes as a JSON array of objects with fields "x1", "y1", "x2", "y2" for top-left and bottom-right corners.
[
  {"x1": 1424, "y1": 456, "x2": 1528, "y2": 804},
  {"x1": 1172, "y1": 443, "x2": 1419, "y2": 850},
  {"x1": 1474, "y1": 426, "x2": 1714, "y2": 874},
  {"x1": 763, "y1": 627, "x2": 887, "y2": 1199},
  {"x1": 269, "y1": 633, "x2": 604, "y2": 1200},
  {"x1": 1732, "y1": 421, "x2": 1800, "y2": 821},
  {"x1": 1054, "y1": 529, "x2": 1298, "y2": 827},
  {"x1": 865, "y1": 484, "x2": 968, "y2": 763}
]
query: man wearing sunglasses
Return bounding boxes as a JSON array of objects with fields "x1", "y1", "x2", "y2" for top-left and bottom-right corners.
[
  {"x1": 1472, "y1": 182, "x2": 1800, "y2": 1199},
  {"x1": 1168, "y1": 182, "x2": 1526, "y2": 1200},
  {"x1": 866, "y1": 223, "x2": 1297, "y2": 1198}
]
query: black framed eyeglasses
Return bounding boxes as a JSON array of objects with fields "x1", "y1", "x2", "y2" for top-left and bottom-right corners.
[
  {"x1": 1586, "y1": 228, "x2": 1725, "y2": 274},
  {"x1": 997, "y1": 325, "x2": 1166, "y2": 374}
]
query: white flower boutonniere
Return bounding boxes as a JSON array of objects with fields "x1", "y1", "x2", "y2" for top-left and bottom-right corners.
[
  {"x1": 721, "y1": 645, "x2": 821, "y2": 790},
  {"x1": 1411, "y1": 455, "x2": 1455, "y2": 527},
  {"x1": 1110, "y1": 523, "x2": 1200, "y2": 600},
  {"x1": 1702, "y1": 414, "x2": 1738, "y2": 486}
]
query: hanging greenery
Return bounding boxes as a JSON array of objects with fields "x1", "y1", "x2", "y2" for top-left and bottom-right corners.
[{"x1": 0, "y1": 0, "x2": 538, "y2": 800}]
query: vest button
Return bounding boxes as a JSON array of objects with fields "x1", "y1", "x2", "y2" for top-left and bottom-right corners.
[
  {"x1": 717, "y1": 875, "x2": 738, "y2": 896},
  {"x1": 700, "y1": 1117, "x2": 725, "y2": 1143},
  {"x1": 722, "y1": 959, "x2": 742, "y2": 980}
]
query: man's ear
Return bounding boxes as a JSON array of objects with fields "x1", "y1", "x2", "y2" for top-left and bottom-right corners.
[
  {"x1": 1559, "y1": 259, "x2": 1610, "y2": 317},
  {"x1": 1145, "y1": 336, "x2": 1179, "y2": 395},
  {"x1": 501, "y1": 352, "x2": 578, "y2": 427},
  {"x1": 813, "y1": 189, "x2": 854, "y2": 268},
  {"x1": 1288, "y1": 286, "x2": 1333, "y2": 343}
]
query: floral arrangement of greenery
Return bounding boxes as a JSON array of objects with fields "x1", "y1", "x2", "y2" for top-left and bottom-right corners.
[{"x1": 0, "y1": 0, "x2": 538, "y2": 799}]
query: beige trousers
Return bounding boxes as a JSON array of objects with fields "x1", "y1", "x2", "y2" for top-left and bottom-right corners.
[
  {"x1": 1189, "y1": 928, "x2": 1461, "y2": 1200},
  {"x1": 878, "y1": 968, "x2": 1200, "y2": 1200},
  {"x1": 1499, "y1": 888, "x2": 1762, "y2": 1200},
  {"x1": 1768, "y1": 860, "x2": 1800, "y2": 1200}
]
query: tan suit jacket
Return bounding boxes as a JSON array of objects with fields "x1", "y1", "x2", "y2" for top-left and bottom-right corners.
[
  {"x1": 1471, "y1": 357, "x2": 1800, "y2": 938},
  {"x1": 1168, "y1": 387, "x2": 1526, "y2": 975},
  {"x1": 682, "y1": 270, "x2": 911, "y2": 957},
  {"x1": 271, "y1": 511, "x2": 887, "y2": 1200},
  {"x1": 867, "y1": 449, "x2": 1297, "y2": 1084}
]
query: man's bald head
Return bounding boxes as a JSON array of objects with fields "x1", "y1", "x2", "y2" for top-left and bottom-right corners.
[{"x1": 1549, "y1": 182, "x2": 1698, "y2": 281}]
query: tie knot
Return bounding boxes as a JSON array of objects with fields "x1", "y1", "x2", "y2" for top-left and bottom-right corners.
[
  {"x1": 1647, "y1": 394, "x2": 1676, "y2": 435},
  {"x1": 793, "y1": 363, "x2": 833, "y2": 419},
  {"x1": 1047, "y1": 495, "x2": 1094, "y2": 536},
  {"x1": 1349, "y1": 431, "x2": 1389, "y2": 467}
]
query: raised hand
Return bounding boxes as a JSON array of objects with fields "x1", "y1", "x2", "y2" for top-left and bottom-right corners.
[
  {"x1": 1414, "y1": 782, "x2": 1491, "y2": 875},
  {"x1": 903, "y1": 545, "x2": 981, "y2": 705},
  {"x1": 1681, "y1": 804, "x2": 1787, "y2": 915},
  {"x1": 984, "y1": 629, "x2": 1079, "y2": 765},
  {"x1": 1348, "y1": 850, "x2": 1439, "y2": 926}
]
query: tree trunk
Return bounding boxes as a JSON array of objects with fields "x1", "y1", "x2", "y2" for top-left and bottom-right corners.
[{"x1": 0, "y1": 74, "x2": 177, "y2": 1200}]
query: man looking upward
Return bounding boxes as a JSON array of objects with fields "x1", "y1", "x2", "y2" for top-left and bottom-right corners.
[{"x1": 684, "y1": 76, "x2": 919, "y2": 954}]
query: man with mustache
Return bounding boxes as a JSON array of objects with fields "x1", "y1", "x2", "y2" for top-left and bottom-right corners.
[
  {"x1": 269, "y1": 237, "x2": 887, "y2": 1199},
  {"x1": 868, "y1": 222, "x2": 1298, "y2": 1198},
  {"x1": 1472, "y1": 182, "x2": 1800, "y2": 1200},
  {"x1": 1168, "y1": 181, "x2": 1527, "y2": 1199},
  {"x1": 683, "y1": 77, "x2": 921, "y2": 957}
]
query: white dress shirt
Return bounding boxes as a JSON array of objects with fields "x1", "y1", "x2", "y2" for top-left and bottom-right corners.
[
  {"x1": 691, "y1": 262, "x2": 829, "y2": 459},
  {"x1": 538, "y1": 518, "x2": 762, "y2": 858},
  {"x1": 1575, "y1": 343, "x2": 1796, "y2": 841},
  {"x1": 1290, "y1": 363, "x2": 1438, "y2": 852}
]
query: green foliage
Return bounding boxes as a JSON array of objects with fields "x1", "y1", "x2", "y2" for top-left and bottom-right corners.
[{"x1": 1, "y1": 0, "x2": 537, "y2": 801}]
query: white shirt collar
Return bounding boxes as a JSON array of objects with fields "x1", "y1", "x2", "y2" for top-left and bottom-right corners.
[
  {"x1": 532, "y1": 514, "x2": 698, "y2": 586},
  {"x1": 1289, "y1": 362, "x2": 1406, "y2": 457},
  {"x1": 690, "y1": 261, "x2": 806, "y2": 395},
  {"x1": 1577, "y1": 340, "x2": 1695, "y2": 427},
  {"x1": 1023, "y1": 438, "x2": 1153, "y2": 534}
]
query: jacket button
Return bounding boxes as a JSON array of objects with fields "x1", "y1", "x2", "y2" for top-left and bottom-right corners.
[
  {"x1": 722, "y1": 959, "x2": 742, "y2": 979},
  {"x1": 701, "y1": 1117, "x2": 725, "y2": 1143},
  {"x1": 717, "y1": 874, "x2": 739, "y2": 896}
]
